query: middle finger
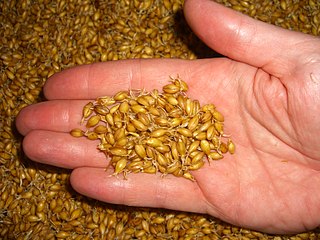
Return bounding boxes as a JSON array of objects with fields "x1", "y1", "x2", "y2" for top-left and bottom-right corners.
[{"x1": 23, "y1": 130, "x2": 107, "y2": 168}]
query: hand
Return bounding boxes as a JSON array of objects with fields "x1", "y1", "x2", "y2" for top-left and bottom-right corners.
[{"x1": 16, "y1": 0, "x2": 320, "y2": 234}]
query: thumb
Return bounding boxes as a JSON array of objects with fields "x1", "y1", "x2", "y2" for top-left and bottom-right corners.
[{"x1": 183, "y1": 0, "x2": 320, "y2": 78}]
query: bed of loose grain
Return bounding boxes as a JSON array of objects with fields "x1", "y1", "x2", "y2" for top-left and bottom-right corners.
[{"x1": 0, "y1": 0, "x2": 319, "y2": 239}]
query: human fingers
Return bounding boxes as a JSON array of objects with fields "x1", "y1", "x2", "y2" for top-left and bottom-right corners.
[
  {"x1": 43, "y1": 58, "x2": 235, "y2": 100},
  {"x1": 184, "y1": 0, "x2": 320, "y2": 78},
  {"x1": 22, "y1": 130, "x2": 106, "y2": 168},
  {"x1": 16, "y1": 100, "x2": 88, "y2": 135},
  {"x1": 70, "y1": 167, "x2": 210, "y2": 214}
]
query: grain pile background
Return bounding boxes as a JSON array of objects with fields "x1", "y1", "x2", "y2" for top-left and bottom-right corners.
[{"x1": 0, "y1": 0, "x2": 319, "y2": 239}]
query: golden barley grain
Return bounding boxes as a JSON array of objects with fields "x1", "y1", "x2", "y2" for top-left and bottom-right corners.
[
  {"x1": 146, "y1": 138, "x2": 163, "y2": 148},
  {"x1": 156, "y1": 145, "x2": 171, "y2": 153},
  {"x1": 87, "y1": 222, "x2": 99, "y2": 229},
  {"x1": 131, "y1": 103, "x2": 147, "y2": 114},
  {"x1": 200, "y1": 140, "x2": 211, "y2": 155},
  {"x1": 27, "y1": 215, "x2": 40, "y2": 222},
  {"x1": 184, "y1": 98, "x2": 193, "y2": 116},
  {"x1": 191, "y1": 152, "x2": 205, "y2": 164},
  {"x1": 131, "y1": 118, "x2": 148, "y2": 131},
  {"x1": 194, "y1": 132, "x2": 207, "y2": 140},
  {"x1": 114, "y1": 128, "x2": 126, "y2": 141},
  {"x1": 94, "y1": 125, "x2": 108, "y2": 134},
  {"x1": 70, "y1": 208, "x2": 82, "y2": 221},
  {"x1": 166, "y1": 162, "x2": 180, "y2": 174},
  {"x1": 134, "y1": 144, "x2": 147, "y2": 159},
  {"x1": 70, "y1": 128, "x2": 83, "y2": 137},
  {"x1": 149, "y1": 129, "x2": 166, "y2": 138},
  {"x1": 114, "y1": 158, "x2": 127, "y2": 174},
  {"x1": 176, "y1": 128, "x2": 193, "y2": 137},
  {"x1": 163, "y1": 83, "x2": 180, "y2": 94},
  {"x1": 119, "y1": 101, "x2": 130, "y2": 113},
  {"x1": 148, "y1": 106, "x2": 161, "y2": 116},
  {"x1": 21, "y1": 192, "x2": 33, "y2": 199},
  {"x1": 55, "y1": 231, "x2": 70, "y2": 238},
  {"x1": 208, "y1": 152, "x2": 224, "y2": 160},
  {"x1": 156, "y1": 153, "x2": 168, "y2": 166},
  {"x1": 227, "y1": 140, "x2": 236, "y2": 154},
  {"x1": 113, "y1": 91, "x2": 128, "y2": 101},
  {"x1": 36, "y1": 200, "x2": 46, "y2": 213},
  {"x1": 177, "y1": 139, "x2": 186, "y2": 156},
  {"x1": 109, "y1": 147, "x2": 127, "y2": 156},
  {"x1": 86, "y1": 115, "x2": 101, "y2": 128},
  {"x1": 188, "y1": 140, "x2": 200, "y2": 154},
  {"x1": 212, "y1": 110, "x2": 224, "y2": 122},
  {"x1": 187, "y1": 115, "x2": 199, "y2": 131}
]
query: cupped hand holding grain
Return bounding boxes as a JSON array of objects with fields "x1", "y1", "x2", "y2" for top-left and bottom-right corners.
[{"x1": 15, "y1": 0, "x2": 320, "y2": 235}]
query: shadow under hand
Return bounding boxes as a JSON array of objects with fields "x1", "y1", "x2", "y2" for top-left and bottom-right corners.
[{"x1": 173, "y1": 9, "x2": 223, "y2": 59}]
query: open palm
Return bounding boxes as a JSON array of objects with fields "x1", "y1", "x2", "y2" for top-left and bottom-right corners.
[{"x1": 16, "y1": 0, "x2": 320, "y2": 234}]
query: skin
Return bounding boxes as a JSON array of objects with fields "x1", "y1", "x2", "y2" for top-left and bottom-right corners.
[{"x1": 15, "y1": 0, "x2": 320, "y2": 234}]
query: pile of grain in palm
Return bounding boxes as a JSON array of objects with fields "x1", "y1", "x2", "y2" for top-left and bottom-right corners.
[
  {"x1": 0, "y1": 0, "x2": 319, "y2": 239},
  {"x1": 71, "y1": 78, "x2": 235, "y2": 181}
]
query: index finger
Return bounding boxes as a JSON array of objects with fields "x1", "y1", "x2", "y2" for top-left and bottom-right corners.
[{"x1": 44, "y1": 58, "x2": 196, "y2": 100}]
